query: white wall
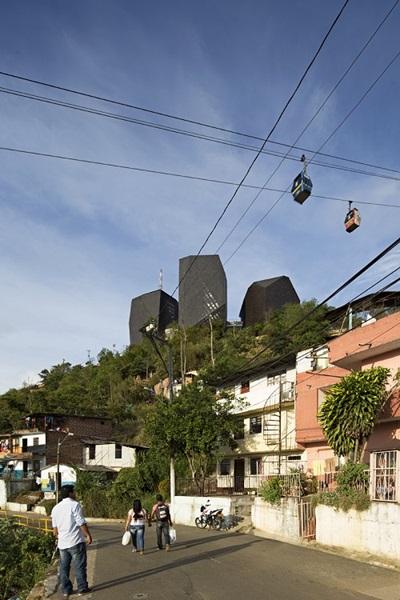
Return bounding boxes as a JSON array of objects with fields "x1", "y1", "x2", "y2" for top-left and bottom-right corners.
[
  {"x1": 173, "y1": 496, "x2": 232, "y2": 525},
  {"x1": 316, "y1": 503, "x2": 400, "y2": 563},
  {"x1": 252, "y1": 496, "x2": 300, "y2": 539},
  {"x1": 83, "y1": 444, "x2": 135, "y2": 469}
]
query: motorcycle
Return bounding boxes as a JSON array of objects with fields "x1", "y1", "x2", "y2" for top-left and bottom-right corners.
[{"x1": 195, "y1": 503, "x2": 224, "y2": 530}]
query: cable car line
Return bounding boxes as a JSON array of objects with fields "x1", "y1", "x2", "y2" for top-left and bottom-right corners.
[
  {"x1": 217, "y1": 236, "x2": 400, "y2": 379},
  {"x1": 1, "y1": 2, "x2": 399, "y2": 182},
  {"x1": 1, "y1": 145, "x2": 399, "y2": 212},
  {"x1": 221, "y1": 42, "x2": 400, "y2": 258},
  {"x1": 3, "y1": 85, "x2": 400, "y2": 184}
]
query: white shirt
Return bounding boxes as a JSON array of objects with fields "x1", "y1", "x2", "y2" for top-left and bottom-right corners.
[
  {"x1": 51, "y1": 497, "x2": 87, "y2": 549},
  {"x1": 128, "y1": 508, "x2": 148, "y2": 527}
]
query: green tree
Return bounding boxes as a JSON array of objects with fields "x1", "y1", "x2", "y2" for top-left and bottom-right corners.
[
  {"x1": 318, "y1": 366, "x2": 400, "y2": 461},
  {"x1": 261, "y1": 300, "x2": 331, "y2": 356},
  {"x1": 145, "y1": 381, "x2": 243, "y2": 491}
]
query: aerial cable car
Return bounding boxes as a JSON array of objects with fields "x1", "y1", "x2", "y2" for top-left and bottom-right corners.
[
  {"x1": 344, "y1": 201, "x2": 361, "y2": 233},
  {"x1": 291, "y1": 154, "x2": 312, "y2": 204}
]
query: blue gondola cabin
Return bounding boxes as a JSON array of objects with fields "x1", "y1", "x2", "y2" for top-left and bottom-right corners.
[
  {"x1": 291, "y1": 171, "x2": 312, "y2": 204},
  {"x1": 344, "y1": 207, "x2": 361, "y2": 233}
]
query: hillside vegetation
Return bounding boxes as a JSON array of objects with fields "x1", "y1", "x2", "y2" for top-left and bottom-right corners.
[{"x1": 0, "y1": 300, "x2": 331, "y2": 441}]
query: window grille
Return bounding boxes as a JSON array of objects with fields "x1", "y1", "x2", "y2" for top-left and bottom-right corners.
[
  {"x1": 115, "y1": 444, "x2": 122, "y2": 459},
  {"x1": 371, "y1": 450, "x2": 398, "y2": 502}
]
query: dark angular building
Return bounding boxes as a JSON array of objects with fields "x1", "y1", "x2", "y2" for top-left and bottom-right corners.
[
  {"x1": 239, "y1": 276, "x2": 299, "y2": 328},
  {"x1": 129, "y1": 290, "x2": 178, "y2": 345},
  {"x1": 179, "y1": 255, "x2": 227, "y2": 328}
]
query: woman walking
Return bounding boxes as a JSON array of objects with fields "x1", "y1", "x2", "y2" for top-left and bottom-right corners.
[{"x1": 125, "y1": 499, "x2": 150, "y2": 554}]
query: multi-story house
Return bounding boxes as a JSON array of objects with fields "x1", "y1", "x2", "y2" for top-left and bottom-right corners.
[
  {"x1": 0, "y1": 428, "x2": 46, "y2": 479},
  {"x1": 296, "y1": 311, "x2": 400, "y2": 490},
  {"x1": 216, "y1": 355, "x2": 301, "y2": 493},
  {"x1": 1, "y1": 413, "x2": 147, "y2": 494}
]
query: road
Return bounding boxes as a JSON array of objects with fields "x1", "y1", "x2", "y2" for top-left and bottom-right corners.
[{"x1": 78, "y1": 522, "x2": 400, "y2": 600}]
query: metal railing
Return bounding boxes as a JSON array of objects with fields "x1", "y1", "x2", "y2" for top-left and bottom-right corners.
[{"x1": 0, "y1": 509, "x2": 53, "y2": 534}]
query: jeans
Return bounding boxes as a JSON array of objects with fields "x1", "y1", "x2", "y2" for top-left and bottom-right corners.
[
  {"x1": 59, "y1": 542, "x2": 88, "y2": 594},
  {"x1": 130, "y1": 525, "x2": 145, "y2": 550},
  {"x1": 156, "y1": 521, "x2": 170, "y2": 549}
]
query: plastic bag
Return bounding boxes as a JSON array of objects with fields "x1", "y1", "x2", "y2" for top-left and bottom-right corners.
[
  {"x1": 122, "y1": 531, "x2": 131, "y2": 546},
  {"x1": 169, "y1": 527, "x2": 176, "y2": 544}
]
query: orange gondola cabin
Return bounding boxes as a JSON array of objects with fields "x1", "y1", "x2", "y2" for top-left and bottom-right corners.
[{"x1": 344, "y1": 206, "x2": 361, "y2": 233}]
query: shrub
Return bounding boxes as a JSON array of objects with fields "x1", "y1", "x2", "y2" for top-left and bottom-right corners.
[
  {"x1": 312, "y1": 462, "x2": 371, "y2": 513},
  {"x1": 0, "y1": 518, "x2": 54, "y2": 600},
  {"x1": 259, "y1": 477, "x2": 282, "y2": 505}
]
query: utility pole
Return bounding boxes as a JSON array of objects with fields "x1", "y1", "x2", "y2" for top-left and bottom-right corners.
[{"x1": 140, "y1": 323, "x2": 175, "y2": 517}]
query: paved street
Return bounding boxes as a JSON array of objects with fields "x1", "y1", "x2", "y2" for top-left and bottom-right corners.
[{"x1": 70, "y1": 522, "x2": 400, "y2": 600}]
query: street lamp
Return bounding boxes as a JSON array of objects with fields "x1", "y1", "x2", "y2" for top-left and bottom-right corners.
[
  {"x1": 140, "y1": 322, "x2": 175, "y2": 517},
  {"x1": 56, "y1": 432, "x2": 74, "y2": 503}
]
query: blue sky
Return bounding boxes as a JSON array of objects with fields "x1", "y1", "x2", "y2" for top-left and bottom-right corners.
[{"x1": 1, "y1": 1, "x2": 399, "y2": 393}]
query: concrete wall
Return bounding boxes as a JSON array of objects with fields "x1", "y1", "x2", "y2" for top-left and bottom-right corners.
[
  {"x1": 252, "y1": 496, "x2": 300, "y2": 540},
  {"x1": 316, "y1": 502, "x2": 400, "y2": 563},
  {"x1": 174, "y1": 496, "x2": 232, "y2": 526}
]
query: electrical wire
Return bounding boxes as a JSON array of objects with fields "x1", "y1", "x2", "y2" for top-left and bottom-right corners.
[
  {"x1": 216, "y1": 236, "x2": 400, "y2": 380},
  {"x1": 223, "y1": 278, "x2": 400, "y2": 395},
  {"x1": 3, "y1": 85, "x2": 400, "y2": 184},
  {"x1": 221, "y1": 45, "x2": 400, "y2": 268},
  {"x1": 167, "y1": 0, "x2": 350, "y2": 301}
]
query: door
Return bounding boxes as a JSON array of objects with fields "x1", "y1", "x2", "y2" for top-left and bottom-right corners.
[{"x1": 234, "y1": 459, "x2": 245, "y2": 493}]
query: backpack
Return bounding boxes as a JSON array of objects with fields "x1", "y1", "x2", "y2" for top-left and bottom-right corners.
[{"x1": 156, "y1": 503, "x2": 169, "y2": 521}]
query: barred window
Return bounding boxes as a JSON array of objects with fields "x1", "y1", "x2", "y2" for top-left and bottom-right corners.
[{"x1": 372, "y1": 450, "x2": 397, "y2": 502}]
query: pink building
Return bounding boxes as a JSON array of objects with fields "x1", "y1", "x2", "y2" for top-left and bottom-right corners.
[{"x1": 296, "y1": 311, "x2": 400, "y2": 473}]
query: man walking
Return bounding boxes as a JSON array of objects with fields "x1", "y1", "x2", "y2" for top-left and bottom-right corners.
[
  {"x1": 51, "y1": 485, "x2": 93, "y2": 597},
  {"x1": 151, "y1": 494, "x2": 173, "y2": 551}
]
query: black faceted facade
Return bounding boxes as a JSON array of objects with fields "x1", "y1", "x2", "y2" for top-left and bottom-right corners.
[
  {"x1": 129, "y1": 290, "x2": 178, "y2": 345},
  {"x1": 179, "y1": 255, "x2": 227, "y2": 328},
  {"x1": 239, "y1": 276, "x2": 299, "y2": 328}
]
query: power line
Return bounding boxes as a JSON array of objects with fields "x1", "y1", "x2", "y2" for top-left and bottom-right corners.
[
  {"x1": 3, "y1": 86, "x2": 400, "y2": 183},
  {"x1": 2, "y1": 145, "x2": 398, "y2": 210},
  {"x1": 167, "y1": 1, "x2": 350, "y2": 303},
  {"x1": 224, "y1": 236, "x2": 400, "y2": 378},
  {"x1": 221, "y1": 44, "x2": 400, "y2": 267}
]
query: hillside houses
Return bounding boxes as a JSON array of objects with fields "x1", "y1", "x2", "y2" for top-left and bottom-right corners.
[
  {"x1": 213, "y1": 310, "x2": 400, "y2": 498},
  {"x1": 0, "y1": 413, "x2": 147, "y2": 495}
]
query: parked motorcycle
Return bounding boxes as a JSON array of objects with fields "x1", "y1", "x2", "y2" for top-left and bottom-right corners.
[{"x1": 195, "y1": 503, "x2": 224, "y2": 530}]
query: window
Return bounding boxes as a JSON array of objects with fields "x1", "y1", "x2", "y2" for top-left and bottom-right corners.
[
  {"x1": 115, "y1": 444, "x2": 122, "y2": 459},
  {"x1": 220, "y1": 458, "x2": 230, "y2": 475},
  {"x1": 89, "y1": 445, "x2": 95, "y2": 460},
  {"x1": 372, "y1": 450, "x2": 397, "y2": 502},
  {"x1": 240, "y1": 380, "x2": 250, "y2": 394},
  {"x1": 249, "y1": 416, "x2": 262, "y2": 434},
  {"x1": 250, "y1": 457, "x2": 262, "y2": 475},
  {"x1": 33, "y1": 437, "x2": 39, "y2": 446}
]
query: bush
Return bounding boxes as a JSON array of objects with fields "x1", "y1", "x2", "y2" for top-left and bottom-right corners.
[
  {"x1": 0, "y1": 518, "x2": 54, "y2": 600},
  {"x1": 259, "y1": 477, "x2": 282, "y2": 505},
  {"x1": 312, "y1": 462, "x2": 371, "y2": 513}
]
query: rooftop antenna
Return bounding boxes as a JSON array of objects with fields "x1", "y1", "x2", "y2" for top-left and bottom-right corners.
[{"x1": 159, "y1": 268, "x2": 163, "y2": 290}]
